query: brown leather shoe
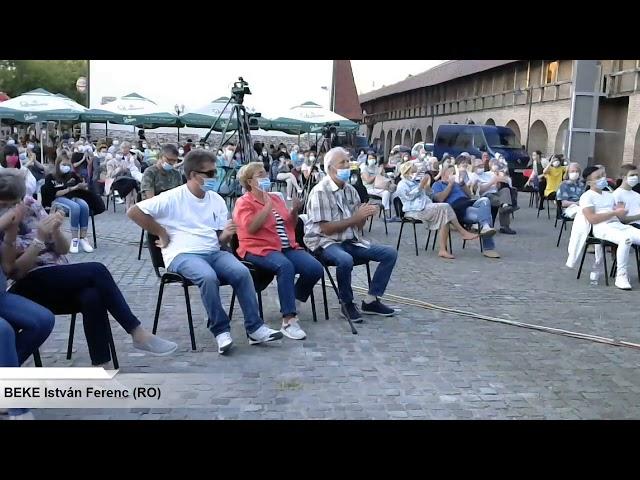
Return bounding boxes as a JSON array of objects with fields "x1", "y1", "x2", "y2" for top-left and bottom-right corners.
[{"x1": 483, "y1": 250, "x2": 501, "y2": 259}]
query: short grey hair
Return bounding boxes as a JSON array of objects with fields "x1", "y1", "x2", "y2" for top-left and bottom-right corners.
[
  {"x1": 323, "y1": 147, "x2": 350, "y2": 173},
  {"x1": 183, "y1": 149, "x2": 216, "y2": 179},
  {"x1": 0, "y1": 169, "x2": 27, "y2": 201}
]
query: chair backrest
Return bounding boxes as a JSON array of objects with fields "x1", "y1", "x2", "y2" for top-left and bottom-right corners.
[
  {"x1": 295, "y1": 217, "x2": 306, "y2": 248},
  {"x1": 555, "y1": 200, "x2": 564, "y2": 220},
  {"x1": 146, "y1": 232, "x2": 165, "y2": 277},
  {"x1": 394, "y1": 196, "x2": 405, "y2": 219}
]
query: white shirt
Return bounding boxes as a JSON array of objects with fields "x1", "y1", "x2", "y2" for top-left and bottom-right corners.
[
  {"x1": 579, "y1": 189, "x2": 618, "y2": 236},
  {"x1": 613, "y1": 187, "x2": 640, "y2": 224},
  {"x1": 136, "y1": 184, "x2": 229, "y2": 268},
  {"x1": 469, "y1": 170, "x2": 497, "y2": 194}
]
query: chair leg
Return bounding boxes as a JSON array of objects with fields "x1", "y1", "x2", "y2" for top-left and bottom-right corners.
[
  {"x1": 576, "y1": 243, "x2": 589, "y2": 280},
  {"x1": 91, "y1": 213, "x2": 97, "y2": 248},
  {"x1": 257, "y1": 291, "x2": 264, "y2": 319},
  {"x1": 603, "y1": 247, "x2": 609, "y2": 286},
  {"x1": 152, "y1": 280, "x2": 166, "y2": 334},
  {"x1": 33, "y1": 349, "x2": 42, "y2": 367},
  {"x1": 106, "y1": 323, "x2": 119, "y2": 370},
  {"x1": 383, "y1": 207, "x2": 388, "y2": 235},
  {"x1": 66, "y1": 313, "x2": 77, "y2": 360},
  {"x1": 556, "y1": 220, "x2": 565, "y2": 247},
  {"x1": 321, "y1": 273, "x2": 329, "y2": 320},
  {"x1": 610, "y1": 258, "x2": 617, "y2": 279},
  {"x1": 547, "y1": 199, "x2": 551, "y2": 219},
  {"x1": 431, "y1": 229, "x2": 438, "y2": 251},
  {"x1": 183, "y1": 283, "x2": 197, "y2": 351},
  {"x1": 368, "y1": 215, "x2": 373, "y2": 232},
  {"x1": 395, "y1": 221, "x2": 405, "y2": 250},
  {"x1": 425, "y1": 230, "x2": 431, "y2": 251},
  {"x1": 310, "y1": 289, "x2": 317, "y2": 323},
  {"x1": 413, "y1": 222, "x2": 419, "y2": 256},
  {"x1": 229, "y1": 291, "x2": 236, "y2": 321},
  {"x1": 365, "y1": 262, "x2": 372, "y2": 289},
  {"x1": 448, "y1": 230, "x2": 453, "y2": 254},
  {"x1": 323, "y1": 265, "x2": 357, "y2": 335},
  {"x1": 137, "y1": 228, "x2": 145, "y2": 260}
]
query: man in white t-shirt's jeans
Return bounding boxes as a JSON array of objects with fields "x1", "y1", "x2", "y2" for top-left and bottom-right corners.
[
  {"x1": 579, "y1": 165, "x2": 640, "y2": 290},
  {"x1": 613, "y1": 164, "x2": 640, "y2": 229},
  {"x1": 128, "y1": 150, "x2": 283, "y2": 354}
]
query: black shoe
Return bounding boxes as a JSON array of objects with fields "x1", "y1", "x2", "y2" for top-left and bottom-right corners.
[
  {"x1": 341, "y1": 302, "x2": 363, "y2": 323},
  {"x1": 500, "y1": 205, "x2": 514, "y2": 214},
  {"x1": 361, "y1": 299, "x2": 396, "y2": 317},
  {"x1": 499, "y1": 227, "x2": 517, "y2": 235}
]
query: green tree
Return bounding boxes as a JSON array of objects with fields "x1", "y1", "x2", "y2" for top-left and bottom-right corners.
[{"x1": 0, "y1": 60, "x2": 89, "y2": 105}]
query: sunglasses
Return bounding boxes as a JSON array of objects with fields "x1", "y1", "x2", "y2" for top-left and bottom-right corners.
[{"x1": 194, "y1": 169, "x2": 217, "y2": 178}]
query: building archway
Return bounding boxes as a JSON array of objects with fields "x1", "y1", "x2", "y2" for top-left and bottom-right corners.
[
  {"x1": 485, "y1": 118, "x2": 496, "y2": 126},
  {"x1": 379, "y1": 130, "x2": 385, "y2": 155},
  {"x1": 403, "y1": 130, "x2": 412, "y2": 147},
  {"x1": 394, "y1": 130, "x2": 402, "y2": 148},
  {"x1": 425, "y1": 125, "x2": 434, "y2": 143},
  {"x1": 634, "y1": 125, "x2": 640, "y2": 165},
  {"x1": 506, "y1": 120, "x2": 521, "y2": 145},
  {"x1": 414, "y1": 129, "x2": 422, "y2": 145},
  {"x1": 554, "y1": 118, "x2": 570, "y2": 156},
  {"x1": 386, "y1": 130, "x2": 393, "y2": 157},
  {"x1": 528, "y1": 120, "x2": 548, "y2": 155}
]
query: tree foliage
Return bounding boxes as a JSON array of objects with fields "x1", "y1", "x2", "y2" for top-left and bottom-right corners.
[{"x1": 0, "y1": 60, "x2": 89, "y2": 105}]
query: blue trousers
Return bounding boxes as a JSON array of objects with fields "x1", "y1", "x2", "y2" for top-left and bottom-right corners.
[{"x1": 52, "y1": 196, "x2": 89, "y2": 230}]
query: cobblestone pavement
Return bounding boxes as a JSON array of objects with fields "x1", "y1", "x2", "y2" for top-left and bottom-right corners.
[{"x1": 31, "y1": 193, "x2": 640, "y2": 419}]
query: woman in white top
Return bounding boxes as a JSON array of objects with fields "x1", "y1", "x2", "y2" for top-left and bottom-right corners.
[{"x1": 360, "y1": 153, "x2": 398, "y2": 220}]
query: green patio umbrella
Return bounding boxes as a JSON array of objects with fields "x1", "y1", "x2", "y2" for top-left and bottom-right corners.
[
  {"x1": 0, "y1": 88, "x2": 87, "y2": 123},
  {"x1": 81, "y1": 93, "x2": 181, "y2": 128},
  {"x1": 180, "y1": 96, "x2": 269, "y2": 131}
]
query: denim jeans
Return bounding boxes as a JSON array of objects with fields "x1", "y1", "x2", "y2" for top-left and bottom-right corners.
[
  {"x1": 462, "y1": 197, "x2": 495, "y2": 250},
  {"x1": 10, "y1": 262, "x2": 141, "y2": 365},
  {"x1": 245, "y1": 249, "x2": 324, "y2": 318},
  {"x1": 317, "y1": 241, "x2": 398, "y2": 305},
  {"x1": 169, "y1": 250, "x2": 263, "y2": 337},
  {"x1": 52, "y1": 196, "x2": 89, "y2": 230}
]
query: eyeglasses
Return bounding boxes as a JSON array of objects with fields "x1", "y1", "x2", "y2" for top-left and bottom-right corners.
[{"x1": 194, "y1": 169, "x2": 217, "y2": 178}]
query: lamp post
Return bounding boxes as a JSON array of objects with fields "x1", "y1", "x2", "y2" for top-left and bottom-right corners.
[
  {"x1": 174, "y1": 104, "x2": 184, "y2": 143},
  {"x1": 516, "y1": 87, "x2": 534, "y2": 151}
]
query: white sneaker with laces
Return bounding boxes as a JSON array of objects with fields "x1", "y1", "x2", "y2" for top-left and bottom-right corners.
[
  {"x1": 248, "y1": 325, "x2": 284, "y2": 345},
  {"x1": 615, "y1": 275, "x2": 632, "y2": 290},
  {"x1": 79, "y1": 238, "x2": 94, "y2": 253},
  {"x1": 215, "y1": 332, "x2": 233, "y2": 354},
  {"x1": 69, "y1": 238, "x2": 79, "y2": 253},
  {"x1": 479, "y1": 225, "x2": 496, "y2": 237},
  {"x1": 281, "y1": 317, "x2": 306, "y2": 340}
]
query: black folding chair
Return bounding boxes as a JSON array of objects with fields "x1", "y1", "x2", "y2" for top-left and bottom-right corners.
[
  {"x1": 555, "y1": 200, "x2": 574, "y2": 247},
  {"x1": 537, "y1": 194, "x2": 552, "y2": 219},
  {"x1": 576, "y1": 228, "x2": 617, "y2": 286},
  {"x1": 367, "y1": 194, "x2": 388, "y2": 235},
  {"x1": 425, "y1": 228, "x2": 453, "y2": 254},
  {"x1": 394, "y1": 197, "x2": 424, "y2": 257},
  {"x1": 461, "y1": 222, "x2": 484, "y2": 252},
  {"x1": 147, "y1": 233, "x2": 235, "y2": 351},
  {"x1": 296, "y1": 218, "x2": 369, "y2": 335}
]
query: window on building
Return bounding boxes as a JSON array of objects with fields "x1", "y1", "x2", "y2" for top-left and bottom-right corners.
[{"x1": 545, "y1": 61, "x2": 559, "y2": 84}]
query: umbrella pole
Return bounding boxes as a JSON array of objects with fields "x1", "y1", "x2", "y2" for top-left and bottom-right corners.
[
  {"x1": 297, "y1": 132, "x2": 300, "y2": 147},
  {"x1": 105, "y1": 122, "x2": 108, "y2": 138},
  {"x1": 40, "y1": 127, "x2": 44, "y2": 165}
]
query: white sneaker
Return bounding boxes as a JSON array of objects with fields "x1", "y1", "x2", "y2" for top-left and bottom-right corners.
[
  {"x1": 615, "y1": 275, "x2": 632, "y2": 290},
  {"x1": 281, "y1": 317, "x2": 306, "y2": 340},
  {"x1": 286, "y1": 196, "x2": 293, "y2": 201},
  {"x1": 133, "y1": 335, "x2": 178, "y2": 356},
  {"x1": 215, "y1": 332, "x2": 233, "y2": 354},
  {"x1": 248, "y1": 325, "x2": 284, "y2": 345},
  {"x1": 69, "y1": 238, "x2": 79, "y2": 253},
  {"x1": 479, "y1": 225, "x2": 497, "y2": 237},
  {"x1": 79, "y1": 238, "x2": 94, "y2": 253}
]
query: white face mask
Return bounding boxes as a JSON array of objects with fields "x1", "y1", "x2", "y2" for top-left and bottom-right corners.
[
  {"x1": 627, "y1": 175, "x2": 639, "y2": 188},
  {"x1": 178, "y1": 148, "x2": 184, "y2": 156},
  {"x1": 367, "y1": 159, "x2": 376, "y2": 167},
  {"x1": 568, "y1": 171, "x2": 580, "y2": 181},
  {"x1": 309, "y1": 156, "x2": 315, "y2": 162},
  {"x1": 552, "y1": 160, "x2": 560, "y2": 167},
  {"x1": 476, "y1": 167, "x2": 485, "y2": 175}
]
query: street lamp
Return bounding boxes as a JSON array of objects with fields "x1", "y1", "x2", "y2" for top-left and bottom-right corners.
[
  {"x1": 174, "y1": 104, "x2": 184, "y2": 143},
  {"x1": 515, "y1": 87, "x2": 533, "y2": 151}
]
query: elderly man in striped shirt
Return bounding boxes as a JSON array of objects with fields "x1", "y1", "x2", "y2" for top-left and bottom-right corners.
[{"x1": 304, "y1": 147, "x2": 398, "y2": 322}]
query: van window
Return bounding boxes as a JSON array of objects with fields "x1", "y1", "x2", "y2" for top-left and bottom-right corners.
[
  {"x1": 454, "y1": 131, "x2": 473, "y2": 150},
  {"x1": 436, "y1": 129, "x2": 458, "y2": 148},
  {"x1": 485, "y1": 130, "x2": 520, "y2": 148},
  {"x1": 473, "y1": 130, "x2": 488, "y2": 150}
]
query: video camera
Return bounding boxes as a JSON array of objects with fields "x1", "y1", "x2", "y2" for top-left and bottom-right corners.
[
  {"x1": 231, "y1": 77, "x2": 251, "y2": 104},
  {"x1": 321, "y1": 122, "x2": 339, "y2": 138}
]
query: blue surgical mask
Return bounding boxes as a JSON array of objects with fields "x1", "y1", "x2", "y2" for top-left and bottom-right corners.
[
  {"x1": 202, "y1": 179, "x2": 218, "y2": 192},
  {"x1": 595, "y1": 177, "x2": 608, "y2": 190},
  {"x1": 336, "y1": 168, "x2": 351, "y2": 182},
  {"x1": 60, "y1": 165, "x2": 72, "y2": 174},
  {"x1": 162, "y1": 163, "x2": 174, "y2": 171},
  {"x1": 258, "y1": 179, "x2": 271, "y2": 191}
]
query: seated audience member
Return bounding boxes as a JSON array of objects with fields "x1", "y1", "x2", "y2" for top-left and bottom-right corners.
[
  {"x1": 556, "y1": 162, "x2": 585, "y2": 219},
  {"x1": 579, "y1": 165, "x2": 640, "y2": 290},
  {"x1": 0, "y1": 170, "x2": 177, "y2": 367},
  {"x1": 397, "y1": 162, "x2": 477, "y2": 259},
  {"x1": 41, "y1": 156, "x2": 94, "y2": 253},
  {"x1": 127, "y1": 150, "x2": 283, "y2": 354},
  {"x1": 106, "y1": 151, "x2": 139, "y2": 208},
  {"x1": 140, "y1": 144, "x2": 184, "y2": 200},
  {"x1": 539, "y1": 155, "x2": 565, "y2": 210},
  {"x1": 0, "y1": 200, "x2": 55, "y2": 420},
  {"x1": 432, "y1": 165, "x2": 500, "y2": 258},
  {"x1": 272, "y1": 153, "x2": 302, "y2": 200},
  {"x1": 234, "y1": 162, "x2": 324, "y2": 340},
  {"x1": 613, "y1": 163, "x2": 640, "y2": 229},
  {"x1": 300, "y1": 151, "x2": 320, "y2": 187},
  {"x1": 359, "y1": 152, "x2": 399, "y2": 221},
  {"x1": 304, "y1": 147, "x2": 399, "y2": 322},
  {"x1": 524, "y1": 150, "x2": 544, "y2": 192},
  {"x1": 469, "y1": 157, "x2": 516, "y2": 235}
]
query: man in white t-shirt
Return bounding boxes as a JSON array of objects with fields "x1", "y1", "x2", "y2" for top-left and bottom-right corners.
[
  {"x1": 579, "y1": 165, "x2": 640, "y2": 290},
  {"x1": 468, "y1": 157, "x2": 516, "y2": 234},
  {"x1": 613, "y1": 164, "x2": 640, "y2": 228},
  {"x1": 127, "y1": 150, "x2": 283, "y2": 354}
]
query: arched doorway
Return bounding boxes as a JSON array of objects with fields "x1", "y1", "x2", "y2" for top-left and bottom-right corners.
[
  {"x1": 394, "y1": 130, "x2": 402, "y2": 148},
  {"x1": 403, "y1": 130, "x2": 412, "y2": 147},
  {"x1": 506, "y1": 120, "x2": 521, "y2": 145},
  {"x1": 414, "y1": 129, "x2": 423, "y2": 145},
  {"x1": 554, "y1": 118, "x2": 570, "y2": 156},
  {"x1": 634, "y1": 125, "x2": 640, "y2": 165},
  {"x1": 379, "y1": 130, "x2": 385, "y2": 155},
  {"x1": 425, "y1": 125, "x2": 434, "y2": 143},
  {"x1": 528, "y1": 120, "x2": 548, "y2": 155},
  {"x1": 386, "y1": 130, "x2": 393, "y2": 157},
  {"x1": 485, "y1": 118, "x2": 496, "y2": 126}
]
